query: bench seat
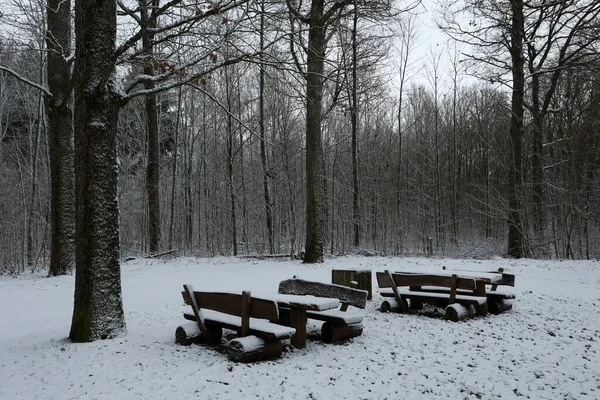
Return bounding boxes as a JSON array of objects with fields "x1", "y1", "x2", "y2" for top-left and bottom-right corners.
[
  {"x1": 184, "y1": 311, "x2": 295, "y2": 341},
  {"x1": 419, "y1": 286, "x2": 516, "y2": 300},
  {"x1": 305, "y1": 309, "x2": 364, "y2": 325},
  {"x1": 379, "y1": 287, "x2": 487, "y2": 305}
]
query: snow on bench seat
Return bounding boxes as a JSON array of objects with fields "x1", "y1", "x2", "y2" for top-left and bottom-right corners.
[
  {"x1": 418, "y1": 286, "x2": 517, "y2": 300},
  {"x1": 305, "y1": 309, "x2": 364, "y2": 324},
  {"x1": 254, "y1": 293, "x2": 340, "y2": 311},
  {"x1": 379, "y1": 288, "x2": 487, "y2": 305},
  {"x1": 184, "y1": 310, "x2": 295, "y2": 341}
]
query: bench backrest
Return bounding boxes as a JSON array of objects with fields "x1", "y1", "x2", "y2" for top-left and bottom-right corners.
[
  {"x1": 376, "y1": 271, "x2": 477, "y2": 291},
  {"x1": 182, "y1": 290, "x2": 279, "y2": 320},
  {"x1": 278, "y1": 279, "x2": 368, "y2": 309},
  {"x1": 492, "y1": 272, "x2": 515, "y2": 287},
  {"x1": 441, "y1": 268, "x2": 516, "y2": 287}
]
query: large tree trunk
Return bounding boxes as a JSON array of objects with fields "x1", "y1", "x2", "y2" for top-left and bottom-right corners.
[
  {"x1": 304, "y1": 0, "x2": 326, "y2": 263},
  {"x1": 70, "y1": 0, "x2": 126, "y2": 342},
  {"x1": 507, "y1": 0, "x2": 525, "y2": 258}
]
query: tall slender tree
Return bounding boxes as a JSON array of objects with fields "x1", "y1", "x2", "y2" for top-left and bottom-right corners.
[
  {"x1": 507, "y1": 0, "x2": 525, "y2": 258},
  {"x1": 140, "y1": 0, "x2": 162, "y2": 255},
  {"x1": 46, "y1": 0, "x2": 75, "y2": 276}
]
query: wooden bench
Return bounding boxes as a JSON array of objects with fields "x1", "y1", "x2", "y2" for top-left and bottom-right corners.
[
  {"x1": 436, "y1": 267, "x2": 516, "y2": 314},
  {"x1": 177, "y1": 284, "x2": 295, "y2": 362},
  {"x1": 376, "y1": 270, "x2": 488, "y2": 321},
  {"x1": 278, "y1": 278, "x2": 368, "y2": 343}
]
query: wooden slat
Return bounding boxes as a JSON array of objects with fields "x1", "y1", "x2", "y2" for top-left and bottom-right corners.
[
  {"x1": 181, "y1": 291, "x2": 279, "y2": 321},
  {"x1": 255, "y1": 293, "x2": 339, "y2": 311},
  {"x1": 395, "y1": 273, "x2": 477, "y2": 290},
  {"x1": 182, "y1": 312, "x2": 295, "y2": 341},
  {"x1": 376, "y1": 271, "x2": 476, "y2": 290},
  {"x1": 416, "y1": 287, "x2": 516, "y2": 300},
  {"x1": 400, "y1": 291, "x2": 486, "y2": 306},
  {"x1": 376, "y1": 271, "x2": 392, "y2": 288},
  {"x1": 447, "y1": 268, "x2": 515, "y2": 288}
]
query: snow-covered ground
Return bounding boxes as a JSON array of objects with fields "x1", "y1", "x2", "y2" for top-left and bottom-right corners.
[{"x1": 1, "y1": 256, "x2": 599, "y2": 399}]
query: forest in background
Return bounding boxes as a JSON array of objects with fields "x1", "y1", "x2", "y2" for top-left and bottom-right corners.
[{"x1": 1, "y1": 0, "x2": 599, "y2": 276}]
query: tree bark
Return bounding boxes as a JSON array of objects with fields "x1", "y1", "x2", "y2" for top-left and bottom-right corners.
[
  {"x1": 225, "y1": 68, "x2": 238, "y2": 256},
  {"x1": 259, "y1": 5, "x2": 275, "y2": 255},
  {"x1": 46, "y1": 0, "x2": 75, "y2": 275},
  {"x1": 351, "y1": 0, "x2": 360, "y2": 249},
  {"x1": 507, "y1": 0, "x2": 525, "y2": 258},
  {"x1": 70, "y1": 0, "x2": 126, "y2": 342},
  {"x1": 141, "y1": 0, "x2": 161, "y2": 255},
  {"x1": 304, "y1": 0, "x2": 326, "y2": 263}
]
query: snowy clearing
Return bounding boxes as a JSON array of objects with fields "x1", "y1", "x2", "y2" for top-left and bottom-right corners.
[{"x1": 1, "y1": 256, "x2": 599, "y2": 399}]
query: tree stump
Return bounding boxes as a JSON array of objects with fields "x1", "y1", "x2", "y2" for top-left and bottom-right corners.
[{"x1": 227, "y1": 336, "x2": 283, "y2": 363}]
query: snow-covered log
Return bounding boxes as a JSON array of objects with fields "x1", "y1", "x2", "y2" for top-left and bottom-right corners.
[
  {"x1": 175, "y1": 322, "x2": 222, "y2": 346},
  {"x1": 321, "y1": 322, "x2": 363, "y2": 343},
  {"x1": 445, "y1": 304, "x2": 476, "y2": 322},
  {"x1": 227, "y1": 336, "x2": 283, "y2": 363},
  {"x1": 488, "y1": 299, "x2": 513, "y2": 315},
  {"x1": 379, "y1": 298, "x2": 407, "y2": 313}
]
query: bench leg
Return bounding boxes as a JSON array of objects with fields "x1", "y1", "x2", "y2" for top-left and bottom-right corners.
[
  {"x1": 321, "y1": 322, "x2": 363, "y2": 343},
  {"x1": 445, "y1": 304, "x2": 476, "y2": 322},
  {"x1": 175, "y1": 322, "x2": 222, "y2": 346},
  {"x1": 488, "y1": 299, "x2": 512, "y2": 315},
  {"x1": 380, "y1": 298, "x2": 407, "y2": 313},
  {"x1": 474, "y1": 281, "x2": 488, "y2": 316},
  {"x1": 228, "y1": 336, "x2": 283, "y2": 362},
  {"x1": 290, "y1": 308, "x2": 308, "y2": 349},
  {"x1": 409, "y1": 299, "x2": 424, "y2": 310}
]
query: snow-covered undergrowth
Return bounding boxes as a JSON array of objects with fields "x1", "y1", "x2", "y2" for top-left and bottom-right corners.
[{"x1": 1, "y1": 256, "x2": 599, "y2": 399}]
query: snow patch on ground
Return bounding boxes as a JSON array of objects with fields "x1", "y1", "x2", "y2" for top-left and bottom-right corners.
[{"x1": 1, "y1": 256, "x2": 599, "y2": 399}]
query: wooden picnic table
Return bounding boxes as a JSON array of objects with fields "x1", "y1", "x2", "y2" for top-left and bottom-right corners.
[
  {"x1": 254, "y1": 293, "x2": 340, "y2": 349},
  {"x1": 378, "y1": 268, "x2": 515, "y2": 320}
]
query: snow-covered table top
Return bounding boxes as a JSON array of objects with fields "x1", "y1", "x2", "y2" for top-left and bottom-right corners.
[
  {"x1": 253, "y1": 293, "x2": 340, "y2": 311},
  {"x1": 439, "y1": 270, "x2": 503, "y2": 283}
]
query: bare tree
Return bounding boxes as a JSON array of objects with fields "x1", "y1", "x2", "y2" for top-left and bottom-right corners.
[
  {"x1": 46, "y1": 0, "x2": 75, "y2": 275},
  {"x1": 69, "y1": 0, "x2": 126, "y2": 341}
]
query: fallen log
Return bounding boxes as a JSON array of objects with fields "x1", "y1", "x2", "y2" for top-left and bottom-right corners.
[
  {"x1": 227, "y1": 336, "x2": 283, "y2": 363},
  {"x1": 321, "y1": 322, "x2": 363, "y2": 344}
]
